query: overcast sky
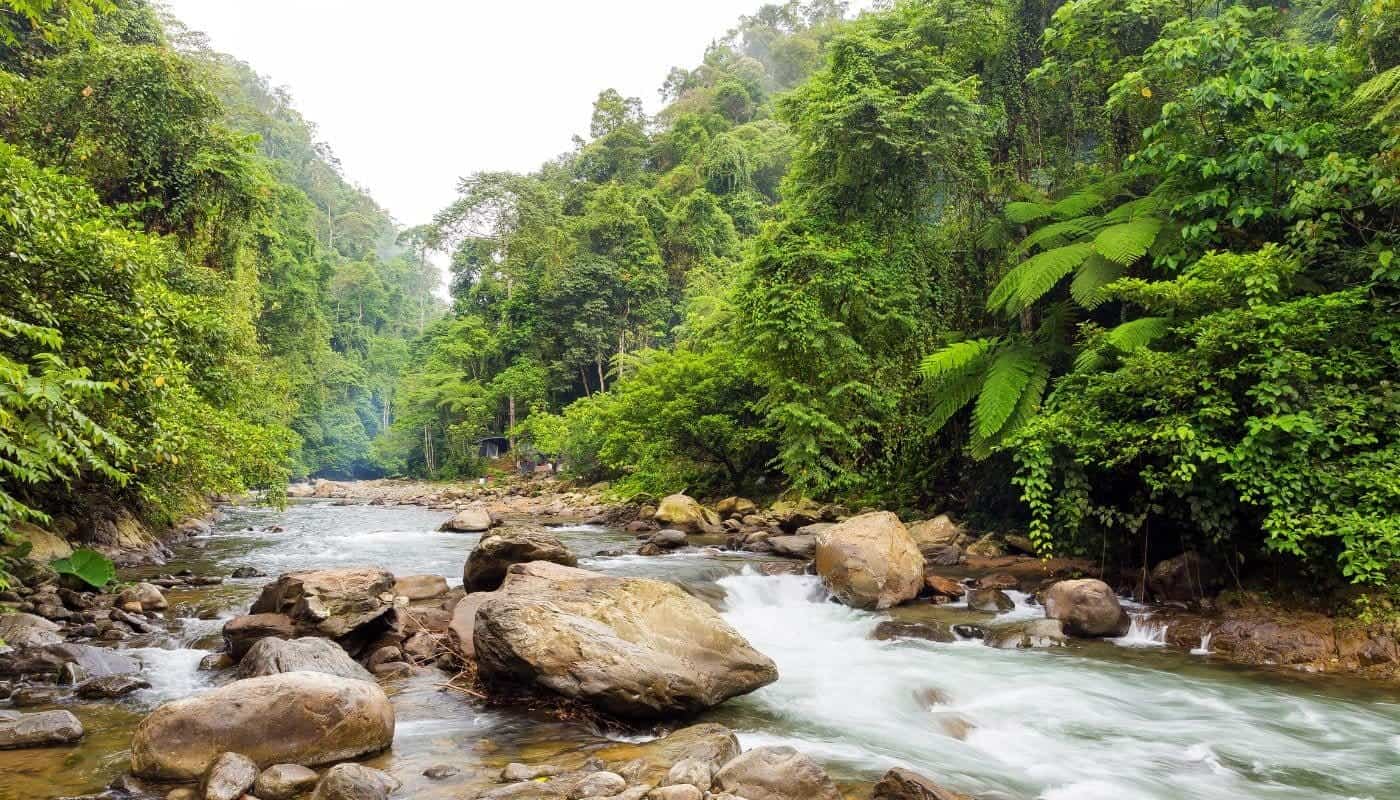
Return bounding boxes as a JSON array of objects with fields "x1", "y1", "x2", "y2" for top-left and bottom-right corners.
[{"x1": 163, "y1": 0, "x2": 794, "y2": 227}]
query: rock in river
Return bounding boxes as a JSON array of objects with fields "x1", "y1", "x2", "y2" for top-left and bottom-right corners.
[
  {"x1": 474, "y1": 565, "x2": 777, "y2": 718},
  {"x1": 249, "y1": 567, "x2": 396, "y2": 639},
  {"x1": 0, "y1": 709, "x2": 84, "y2": 749},
  {"x1": 130, "y1": 671, "x2": 395, "y2": 780},
  {"x1": 1044, "y1": 578, "x2": 1130, "y2": 638},
  {"x1": 712, "y1": 745, "x2": 841, "y2": 800},
  {"x1": 236, "y1": 636, "x2": 374, "y2": 682},
  {"x1": 464, "y1": 527, "x2": 577, "y2": 592},
  {"x1": 814, "y1": 511, "x2": 924, "y2": 610}
]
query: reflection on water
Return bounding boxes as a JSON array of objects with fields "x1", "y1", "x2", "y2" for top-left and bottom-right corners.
[{"x1": 7, "y1": 500, "x2": 1400, "y2": 800}]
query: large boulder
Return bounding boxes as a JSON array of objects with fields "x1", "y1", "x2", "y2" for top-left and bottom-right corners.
[
  {"x1": 249, "y1": 567, "x2": 396, "y2": 639},
  {"x1": 814, "y1": 512, "x2": 924, "y2": 610},
  {"x1": 1044, "y1": 579, "x2": 1130, "y2": 637},
  {"x1": 712, "y1": 746, "x2": 840, "y2": 800},
  {"x1": 236, "y1": 636, "x2": 374, "y2": 682},
  {"x1": 464, "y1": 527, "x2": 577, "y2": 592},
  {"x1": 0, "y1": 709, "x2": 84, "y2": 749},
  {"x1": 222, "y1": 613, "x2": 297, "y2": 660},
  {"x1": 1148, "y1": 551, "x2": 1222, "y2": 603},
  {"x1": 440, "y1": 507, "x2": 494, "y2": 532},
  {"x1": 130, "y1": 671, "x2": 395, "y2": 780},
  {"x1": 653, "y1": 494, "x2": 721, "y2": 534},
  {"x1": 0, "y1": 612, "x2": 62, "y2": 648},
  {"x1": 474, "y1": 566, "x2": 777, "y2": 718}
]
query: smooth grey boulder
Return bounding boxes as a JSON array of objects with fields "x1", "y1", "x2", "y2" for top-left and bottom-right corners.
[{"x1": 236, "y1": 636, "x2": 374, "y2": 682}]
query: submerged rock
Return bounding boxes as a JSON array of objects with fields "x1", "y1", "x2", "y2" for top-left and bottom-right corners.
[
  {"x1": 712, "y1": 745, "x2": 841, "y2": 800},
  {"x1": 474, "y1": 567, "x2": 777, "y2": 718},
  {"x1": 814, "y1": 512, "x2": 924, "y2": 610},
  {"x1": 130, "y1": 671, "x2": 395, "y2": 780},
  {"x1": 236, "y1": 636, "x2": 374, "y2": 682},
  {"x1": 464, "y1": 527, "x2": 577, "y2": 592},
  {"x1": 0, "y1": 709, "x2": 84, "y2": 749},
  {"x1": 1044, "y1": 579, "x2": 1130, "y2": 637}
]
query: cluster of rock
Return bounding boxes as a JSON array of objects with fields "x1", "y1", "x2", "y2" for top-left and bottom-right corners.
[{"x1": 459, "y1": 722, "x2": 971, "y2": 800}]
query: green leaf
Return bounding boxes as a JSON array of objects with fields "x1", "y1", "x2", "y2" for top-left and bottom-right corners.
[
  {"x1": 50, "y1": 548, "x2": 115, "y2": 589},
  {"x1": 1093, "y1": 219, "x2": 1162, "y2": 265},
  {"x1": 973, "y1": 345, "x2": 1040, "y2": 441},
  {"x1": 1069, "y1": 254, "x2": 1126, "y2": 309},
  {"x1": 1005, "y1": 201, "x2": 1052, "y2": 224},
  {"x1": 1105, "y1": 316, "x2": 1171, "y2": 353},
  {"x1": 919, "y1": 338, "x2": 998, "y2": 380}
]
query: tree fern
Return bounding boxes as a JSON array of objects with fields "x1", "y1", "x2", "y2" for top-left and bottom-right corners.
[
  {"x1": 919, "y1": 337, "x2": 998, "y2": 380},
  {"x1": 1069, "y1": 253, "x2": 1125, "y2": 309},
  {"x1": 1093, "y1": 219, "x2": 1162, "y2": 265},
  {"x1": 1105, "y1": 315, "x2": 1171, "y2": 353},
  {"x1": 973, "y1": 345, "x2": 1040, "y2": 441},
  {"x1": 990, "y1": 242, "x2": 1094, "y2": 314}
]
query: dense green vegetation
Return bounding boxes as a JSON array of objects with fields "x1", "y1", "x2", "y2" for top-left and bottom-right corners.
[
  {"x1": 393, "y1": 0, "x2": 1397, "y2": 588},
  {"x1": 0, "y1": 0, "x2": 440, "y2": 552},
  {"x1": 2, "y1": 0, "x2": 1396, "y2": 590}
]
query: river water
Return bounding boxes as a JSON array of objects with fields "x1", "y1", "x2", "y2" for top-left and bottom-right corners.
[{"x1": 5, "y1": 501, "x2": 1399, "y2": 799}]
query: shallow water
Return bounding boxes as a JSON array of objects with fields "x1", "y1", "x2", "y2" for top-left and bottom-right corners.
[{"x1": 6, "y1": 500, "x2": 1399, "y2": 799}]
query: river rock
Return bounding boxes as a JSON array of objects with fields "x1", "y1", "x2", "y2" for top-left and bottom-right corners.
[
  {"x1": 117, "y1": 582, "x2": 168, "y2": 612},
  {"x1": 130, "y1": 672, "x2": 395, "y2": 780},
  {"x1": 768, "y1": 535, "x2": 816, "y2": 559},
  {"x1": 1044, "y1": 579, "x2": 1130, "y2": 637},
  {"x1": 255, "y1": 763, "x2": 320, "y2": 800},
  {"x1": 712, "y1": 746, "x2": 840, "y2": 800},
  {"x1": 871, "y1": 767, "x2": 970, "y2": 800},
  {"x1": 1148, "y1": 551, "x2": 1222, "y2": 603},
  {"x1": 474, "y1": 568, "x2": 776, "y2": 718},
  {"x1": 309, "y1": 763, "x2": 400, "y2": 800},
  {"x1": 236, "y1": 636, "x2": 374, "y2": 682},
  {"x1": 222, "y1": 613, "x2": 297, "y2": 659},
  {"x1": 393, "y1": 574, "x2": 449, "y2": 600},
  {"x1": 653, "y1": 494, "x2": 720, "y2": 535},
  {"x1": 203, "y1": 751, "x2": 258, "y2": 800},
  {"x1": 0, "y1": 642, "x2": 140, "y2": 679},
  {"x1": 715, "y1": 497, "x2": 756, "y2": 518},
  {"x1": 441, "y1": 507, "x2": 495, "y2": 532},
  {"x1": 814, "y1": 512, "x2": 924, "y2": 610},
  {"x1": 0, "y1": 612, "x2": 62, "y2": 648},
  {"x1": 966, "y1": 588, "x2": 1014, "y2": 612},
  {"x1": 594, "y1": 723, "x2": 741, "y2": 785},
  {"x1": 465, "y1": 528, "x2": 578, "y2": 592},
  {"x1": 0, "y1": 709, "x2": 84, "y2": 749},
  {"x1": 249, "y1": 567, "x2": 396, "y2": 639},
  {"x1": 985, "y1": 619, "x2": 1067, "y2": 649},
  {"x1": 76, "y1": 673, "x2": 151, "y2": 698}
]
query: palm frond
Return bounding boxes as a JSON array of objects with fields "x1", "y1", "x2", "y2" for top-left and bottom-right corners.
[
  {"x1": 1105, "y1": 316, "x2": 1171, "y2": 353},
  {"x1": 973, "y1": 345, "x2": 1040, "y2": 441},
  {"x1": 919, "y1": 337, "x2": 998, "y2": 380},
  {"x1": 1093, "y1": 218, "x2": 1162, "y2": 265},
  {"x1": 1069, "y1": 253, "x2": 1126, "y2": 309}
]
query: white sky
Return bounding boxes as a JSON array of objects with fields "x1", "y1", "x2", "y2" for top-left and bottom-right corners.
[{"x1": 164, "y1": 0, "x2": 790, "y2": 227}]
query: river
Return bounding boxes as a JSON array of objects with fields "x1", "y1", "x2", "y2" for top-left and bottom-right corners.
[{"x1": 4, "y1": 500, "x2": 1399, "y2": 800}]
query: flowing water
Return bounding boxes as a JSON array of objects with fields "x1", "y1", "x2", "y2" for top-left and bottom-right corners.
[{"x1": 5, "y1": 501, "x2": 1400, "y2": 799}]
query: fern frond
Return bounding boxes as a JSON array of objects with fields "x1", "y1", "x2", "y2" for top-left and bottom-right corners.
[
  {"x1": 1005, "y1": 201, "x2": 1052, "y2": 224},
  {"x1": 919, "y1": 337, "x2": 998, "y2": 381},
  {"x1": 1105, "y1": 316, "x2": 1171, "y2": 353},
  {"x1": 1016, "y1": 218, "x2": 1100, "y2": 254},
  {"x1": 1070, "y1": 254, "x2": 1125, "y2": 309},
  {"x1": 1093, "y1": 218, "x2": 1162, "y2": 265},
  {"x1": 1049, "y1": 189, "x2": 1107, "y2": 219},
  {"x1": 973, "y1": 345, "x2": 1040, "y2": 441},
  {"x1": 992, "y1": 242, "x2": 1094, "y2": 314}
]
